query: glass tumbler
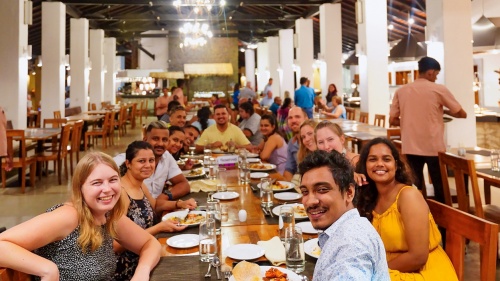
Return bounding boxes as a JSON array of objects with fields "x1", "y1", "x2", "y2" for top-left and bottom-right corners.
[
  {"x1": 278, "y1": 205, "x2": 295, "y2": 242},
  {"x1": 199, "y1": 218, "x2": 217, "y2": 262},
  {"x1": 284, "y1": 226, "x2": 305, "y2": 273}
]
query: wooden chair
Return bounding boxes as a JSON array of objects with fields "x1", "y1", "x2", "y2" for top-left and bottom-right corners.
[
  {"x1": 37, "y1": 124, "x2": 72, "y2": 185},
  {"x1": 84, "y1": 112, "x2": 110, "y2": 149},
  {"x1": 127, "y1": 103, "x2": 137, "y2": 129},
  {"x1": 107, "y1": 110, "x2": 117, "y2": 147},
  {"x1": 374, "y1": 114, "x2": 386, "y2": 127},
  {"x1": 137, "y1": 100, "x2": 145, "y2": 125},
  {"x1": 345, "y1": 107, "x2": 356, "y2": 120},
  {"x1": 116, "y1": 106, "x2": 128, "y2": 136},
  {"x1": 67, "y1": 120, "x2": 83, "y2": 175},
  {"x1": 53, "y1": 110, "x2": 61, "y2": 119},
  {"x1": 386, "y1": 127, "x2": 401, "y2": 141},
  {"x1": 1, "y1": 130, "x2": 37, "y2": 193},
  {"x1": 438, "y1": 151, "x2": 500, "y2": 223},
  {"x1": 91, "y1": 103, "x2": 97, "y2": 111},
  {"x1": 427, "y1": 199, "x2": 498, "y2": 281},
  {"x1": 43, "y1": 118, "x2": 67, "y2": 129},
  {"x1": 359, "y1": 112, "x2": 368, "y2": 124}
]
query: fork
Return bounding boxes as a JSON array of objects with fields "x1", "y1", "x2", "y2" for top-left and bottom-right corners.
[{"x1": 223, "y1": 271, "x2": 232, "y2": 280}]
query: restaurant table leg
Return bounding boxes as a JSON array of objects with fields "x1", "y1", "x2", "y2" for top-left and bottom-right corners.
[{"x1": 484, "y1": 180, "x2": 492, "y2": 205}]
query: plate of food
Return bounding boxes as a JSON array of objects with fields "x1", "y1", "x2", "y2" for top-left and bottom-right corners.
[
  {"x1": 247, "y1": 158, "x2": 261, "y2": 163},
  {"x1": 274, "y1": 192, "x2": 302, "y2": 201},
  {"x1": 230, "y1": 261, "x2": 301, "y2": 281},
  {"x1": 167, "y1": 234, "x2": 199, "y2": 249},
  {"x1": 250, "y1": 172, "x2": 269, "y2": 179},
  {"x1": 161, "y1": 210, "x2": 206, "y2": 226},
  {"x1": 257, "y1": 181, "x2": 296, "y2": 192},
  {"x1": 180, "y1": 158, "x2": 203, "y2": 166},
  {"x1": 248, "y1": 163, "x2": 276, "y2": 171},
  {"x1": 304, "y1": 238, "x2": 321, "y2": 259},
  {"x1": 225, "y1": 244, "x2": 265, "y2": 260},
  {"x1": 272, "y1": 204, "x2": 308, "y2": 220},
  {"x1": 182, "y1": 168, "x2": 206, "y2": 179},
  {"x1": 246, "y1": 152, "x2": 259, "y2": 158}
]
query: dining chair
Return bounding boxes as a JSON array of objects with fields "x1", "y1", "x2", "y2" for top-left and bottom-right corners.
[
  {"x1": 138, "y1": 100, "x2": 145, "y2": 125},
  {"x1": 37, "y1": 124, "x2": 72, "y2": 185},
  {"x1": 84, "y1": 112, "x2": 110, "y2": 149},
  {"x1": 91, "y1": 103, "x2": 97, "y2": 111},
  {"x1": 1, "y1": 130, "x2": 37, "y2": 193},
  {"x1": 107, "y1": 110, "x2": 117, "y2": 147},
  {"x1": 127, "y1": 103, "x2": 137, "y2": 129},
  {"x1": 53, "y1": 110, "x2": 61, "y2": 119},
  {"x1": 42, "y1": 118, "x2": 68, "y2": 151},
  {"x1": 359, "y1": 112, "x2": 368, "y2": 124},
  {"x1": 114, "y1": 106, "x2": 128, "y2": 137},
  {"x1": 427, "y1": 199, "x2": 498, "y2": 281},
  {"x1": 386, "y1": 127, "x2": 401, "y2": 141},
  {"x1": 438, "y1": 151, "x2": 500, "y2": 223},
  {"x1": 374, "y1": 114, "x2": 386, "y2": 127},
  {"x1": 345, "y1": 107, "x2": 356, "y2": 120},
  {"x1": 67, "y1": 120, "x2": 83, "y2": 175}
]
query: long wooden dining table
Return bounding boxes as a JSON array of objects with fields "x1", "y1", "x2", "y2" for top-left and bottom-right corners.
[{"x1": 151, "y1": 164, "x2": 318, "y2": 280}]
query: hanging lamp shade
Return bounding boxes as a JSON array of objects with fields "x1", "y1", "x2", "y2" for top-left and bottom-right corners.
[{"x1": 389, "y1": 34, "x2": 426, "y2": 61}]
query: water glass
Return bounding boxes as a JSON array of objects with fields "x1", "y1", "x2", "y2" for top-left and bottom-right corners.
[
  {"x1": 217, "y1": 168, "x2": 227, "y2": 184},
  {"x1": 457, "y1": 142, "x2": 466, "y2": 157},
  {"x1": 208, "y1": 158, "x2": 217, "y2": 180},
  {"x1": 206, "y1": 199, "x2": 221, "y2": 235},
  {"x1": 239, "y1": 163, "x2": 250, "y2": 184},
  {"x1": 278, "y1": 205, "x2": 295, "y2": 242},
  {"x1": 199, "y1": 218, "x2": 217, "y2": 262},
  {"x1": 189, "y1": 144, "x2": 196, "y2": 155},
  {"x1": 260, "y1": 178, "x2": 274, "y2": 208},
  {"x1": 216, "y1": 183, "x2": 227, "y2": 192},
  {"x1": 491, "y1": 150, "x2": 500, "y2": 172},
  {"x1": 284, "y1": 226, "x2": 305, "y2": 273}
]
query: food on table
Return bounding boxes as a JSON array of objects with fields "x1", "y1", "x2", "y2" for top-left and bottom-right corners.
[
  {"x1": 311, "y1": 244, "x2": 321, "y2": 257},
  {"x1": 271, "y1": 182, "x2": 288, "y2": 190},
  {"x1": 187, "y1": 168, "x2": 204, "y2": 177},
  {"x1": 264, "y1": 267, "x2": 287, "y2": 281},
  {"x1": 168, "y1": 213, "x2": 205, "y2": 225},
  {"x1": 232, "y1": 261, "x2": 262, "y2": 281},
  {"x1": 294, "y1": 205, "x2": 307, "y2": 217},
  {"x1": 249, "y1": 163, "x2": 273, "y2": 170},
  {"x1": 220, "y1": 144, "x2": 228, "y2": 152}
]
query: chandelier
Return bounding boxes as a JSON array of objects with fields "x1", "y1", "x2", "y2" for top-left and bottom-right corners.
[
  {"x1": 173, "y1": 0, "x2": 226, "y2": 13},
  {"x1": 179, "y1": 22, "x2": 213, "y2": 48}
]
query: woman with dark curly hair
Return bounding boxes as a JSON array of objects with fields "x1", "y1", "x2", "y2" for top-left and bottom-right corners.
[{"x1": 356, "y1": 137, "x2": 457, "y2": 281}]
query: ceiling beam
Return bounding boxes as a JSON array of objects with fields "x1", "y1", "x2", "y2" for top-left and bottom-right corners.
[{"x1": 62, "y1": 0, "x2": 330, "y2": 6}]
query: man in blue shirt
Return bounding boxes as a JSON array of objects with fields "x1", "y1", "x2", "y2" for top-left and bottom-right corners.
[
  {"x1": 263, "y1": 78, "x2": 273, "y2": 95},
  {"x1": 299, "y1": 150, "x2": 390, "y2": 281},
  {"x1": 269, "y1": 97, "x2": 281, "y2": 115},
  {"x1": 294, "y1": 77, "x2": 314, "y2": 118},
  {"x1": 260, "y1": 90, "x2": 274, "y2": 107},
  {"x1": 283, "y1": 106, "x2": 308, "y2": 181}
]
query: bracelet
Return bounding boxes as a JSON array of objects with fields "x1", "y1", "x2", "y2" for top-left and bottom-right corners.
[{"x1": 175, "y1": 199, "x2": 182, "y2": 209}]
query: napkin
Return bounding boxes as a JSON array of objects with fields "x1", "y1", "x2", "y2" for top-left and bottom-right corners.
[
  {"x1": 189, "y1": 179, "x2": 220, "y2": 193},
  {"x1": 257, "y1": 236, "x2": 286, "y2": 266}
]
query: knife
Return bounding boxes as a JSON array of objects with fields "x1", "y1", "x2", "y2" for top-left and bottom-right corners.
[
  {"x1": 261, "y1": 206, "x2": 269, "y2": 216},
  {"x1": 266, "y1": 206, "x2": 274, "y2": 217}
]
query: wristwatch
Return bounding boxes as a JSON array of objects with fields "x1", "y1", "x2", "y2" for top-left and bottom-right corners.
[{"x1": 163, "y1": 189, "x2": 173, "y2": 200}]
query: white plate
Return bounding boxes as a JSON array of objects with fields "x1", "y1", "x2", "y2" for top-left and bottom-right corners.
[
  {"x1": 247, "y1": 158, "x2": 261, "y2": 163},
  {"x1": 182, "y1": 168, "x2": 206, "y2": 179},
  {"x1": 272, "y1": 204, "x2": 308, "y2": 220},
  {"x1": 225, "y1": 244, "x2": 265, "y2": 260},
  {"x1": 167, "y1": 234, "x2": 199, "y2": 249},
  {"x1": 212, "y1": 149, "x2": 232, "y2": 154},
  {"x1": 257, "y1": 181, "x2": 296, "y2": 192},
  {"x1": 304, "y1": 238, "x2": 321, "y2": 259},
  {"x1": 246, "y1": 152, "x2": 259, "y2": 158},
  {"x1": 161, "y1": 210, "x2": 206, "y2": 226},
  {"x1": 180, "y1": 158, "x2": 203, "y2": 165},
  {"x1": 296, "y1": 221, "x2": 319, "y2": 234},
  {"x1": 250, "y1": 172, "x2": 269, "y2": 179},
  {"x1": 212, "y1": 191, "x2": 239, "y2": 200},
  {"x1": 229, "y1": 266, "x2": 301, "y2": 281},
  {"x1": 248, "y1": 163, "x2": 276, "y2": 171},
  {"x1": 274, "y1": 192, "x2": 302, "y2": 201}
]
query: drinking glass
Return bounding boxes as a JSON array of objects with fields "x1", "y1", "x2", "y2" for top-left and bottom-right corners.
[
  {"x1": 260, "y1": 178, "x2": 274, "y2": 208},
  {"x1": 239, "y1": 162, "x2": 250, "y2": 184},
  {"x1": 278, "y1": 205, "x2": 295, "y2": 242},
  {"x1": 491, "y1": 150, "x2": 500, "y2": 172},
  {"x1": 208, "y1": 158, "x2": 217, "y2": 180},
  {"x1": 199, "y1": 218, "x2": 217, "y2": 262},
  {"x1": 206, "y1": 199, "x2": 221, "y2": 235},
  {"x1": 189, "y1": 144, "x2": 196, "y2": 155},
  {"x1": 284, "y1": 226, "x2": 305, "y2": 273},
  {"x1": 217, "y1": 168, "x2": 227, "y2": 185}
]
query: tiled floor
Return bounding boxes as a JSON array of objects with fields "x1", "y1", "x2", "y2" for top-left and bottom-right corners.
[{"x1": 0, "y1": 116, "x2": 497, "y2": 280}]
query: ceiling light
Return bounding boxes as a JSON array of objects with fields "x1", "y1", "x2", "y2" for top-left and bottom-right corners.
[
  {"x1": 388, "y1": 24, "x2": 394, "y2": 30},
  {"x1": 408, "y1": 18, "x2": 414, "y2": 25},
  {"x1": 220, "y1": 0, "x2": 226, "y2": 6},
  {"x1": 240, "y1": 48, "x2": 245, "y2": 52}
]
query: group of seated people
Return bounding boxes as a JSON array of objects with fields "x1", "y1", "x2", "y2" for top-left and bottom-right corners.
[{"x1": 0, "y1": 97, "x2": 458, "y2": 280}]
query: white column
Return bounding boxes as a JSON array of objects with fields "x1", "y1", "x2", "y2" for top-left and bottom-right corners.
[
  {"x1": 295, "y1": 18, "x2": 314, "y2": 87},
  {"x1": 427, "y1": 0, "x2": 476, "y2": 147},
  {"x1": 279, "y1": 29, "x2": 295, "y2": 99},
  {"x1": 320, "y1": 3, "x2": 343, "y2": 98},
  {"x1": 70, "y1": 18, "x2": 89, "y2": 112},
  {"x1": 267, "y1": 36, "x2": 281, "y2": 98},
  {"x1": 89, "y1": 29, "x2": 105, "y2": 107},
  {"x1": 257, "y1": 42, "x2": 269, "y2": 93},
  {"x1": 41, "y1": 2, "x2": 66, "y2": 121},
  {"x1": 0, "y1": 0, "x2": 29, "y2": 128},
  {"x1": 104, "y1": 37, "x2": 116, "y2": 104},
  {"x1": 357, "y1": 0, "x2": 390, "y2": 121},
  {"x1": 245, "y1": 49, "x2": 256, "y2": 91}
]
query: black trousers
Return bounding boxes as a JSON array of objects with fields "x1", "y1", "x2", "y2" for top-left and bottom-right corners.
[{"x1": 405, "y1": 154, "x2": 445, "y2": 204}]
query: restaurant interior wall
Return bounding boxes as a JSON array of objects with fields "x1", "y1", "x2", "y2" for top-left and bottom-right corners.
[
  {"x1": 139, "y1": 36, "x2": 169, "y2": 70},
  {"x1": 168, "y1": 37, "x2": 238, "y2": 100},
  {"x1": 473, "y1": 53, "x2": 500, "y2": 108}
]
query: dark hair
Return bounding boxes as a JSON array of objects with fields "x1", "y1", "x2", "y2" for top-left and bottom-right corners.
[
  {"x1": 239, "y1": 101, "x2": 254, "y2": 115},
  {"x1": 214, "y1": 104, "x2": 228, "y2": 113},
  {"x1": 233, "y1": 83, "x2": 240, "y2": 92},
  {"x1": 281, "y1": 97, "x2": 292, "y2": 110},
  {"x1": 355, "y1": 137, "x2": 414, "y2": 222},
  {"x1": 260, "y1": 114, "x2": 278, "y2": 139},
  {"x1": 170, "y1": 86, "x2": 177, "y2": 93},
  {"x1": 212, "y1": 94, "x2": 219, "y2": 100},
  {"x1": 326, "y1": 84, "x2": 338, "y2": 102},
  {"x1": 197, "y1": 106, "x2": 211, "y2": 130},
  {"x1": 167, "y1": 100, "x2": 181, "y2": 113},
  {"x1": 183, "y1": 124, "x2": 201, "y2": 135},
  {"x1": 299, "y1": 150, "x2": 357, "y2": 203},
  {"x1": 299, "y1": 77, "x2": 308, "y2": 85},
  {"x1": 169, "y1": 105, "x2": 185, "y2": 116},
  {"x1": 120, "y1": 141, "x2": 154, "y2": 176},
  {"x1": 418, "y1": 56, "x2": 441, "y2": 73},
  {"x1": 176, "y1": 79, "x2": 184, "y2": 88},
  {"x1": 168, "y1": 125, "x2": 184, "y2": 136}
]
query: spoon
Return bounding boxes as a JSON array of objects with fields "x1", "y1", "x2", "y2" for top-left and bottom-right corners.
[
  {"x1": 204, "y1": 262, "x2": 212, "y2": 278},
  {"x1": 212, "y1": 256, "x2": 222, "y2": 280}
]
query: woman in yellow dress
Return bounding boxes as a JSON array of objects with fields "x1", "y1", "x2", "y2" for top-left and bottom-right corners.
[{"x1": 356, "y1": 137, "x2": 457, "y2": 281}]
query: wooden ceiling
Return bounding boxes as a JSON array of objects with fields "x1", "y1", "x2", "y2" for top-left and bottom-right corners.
[{"x1": 28, "y1": 0, "x2": 426, "y2": 57}]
